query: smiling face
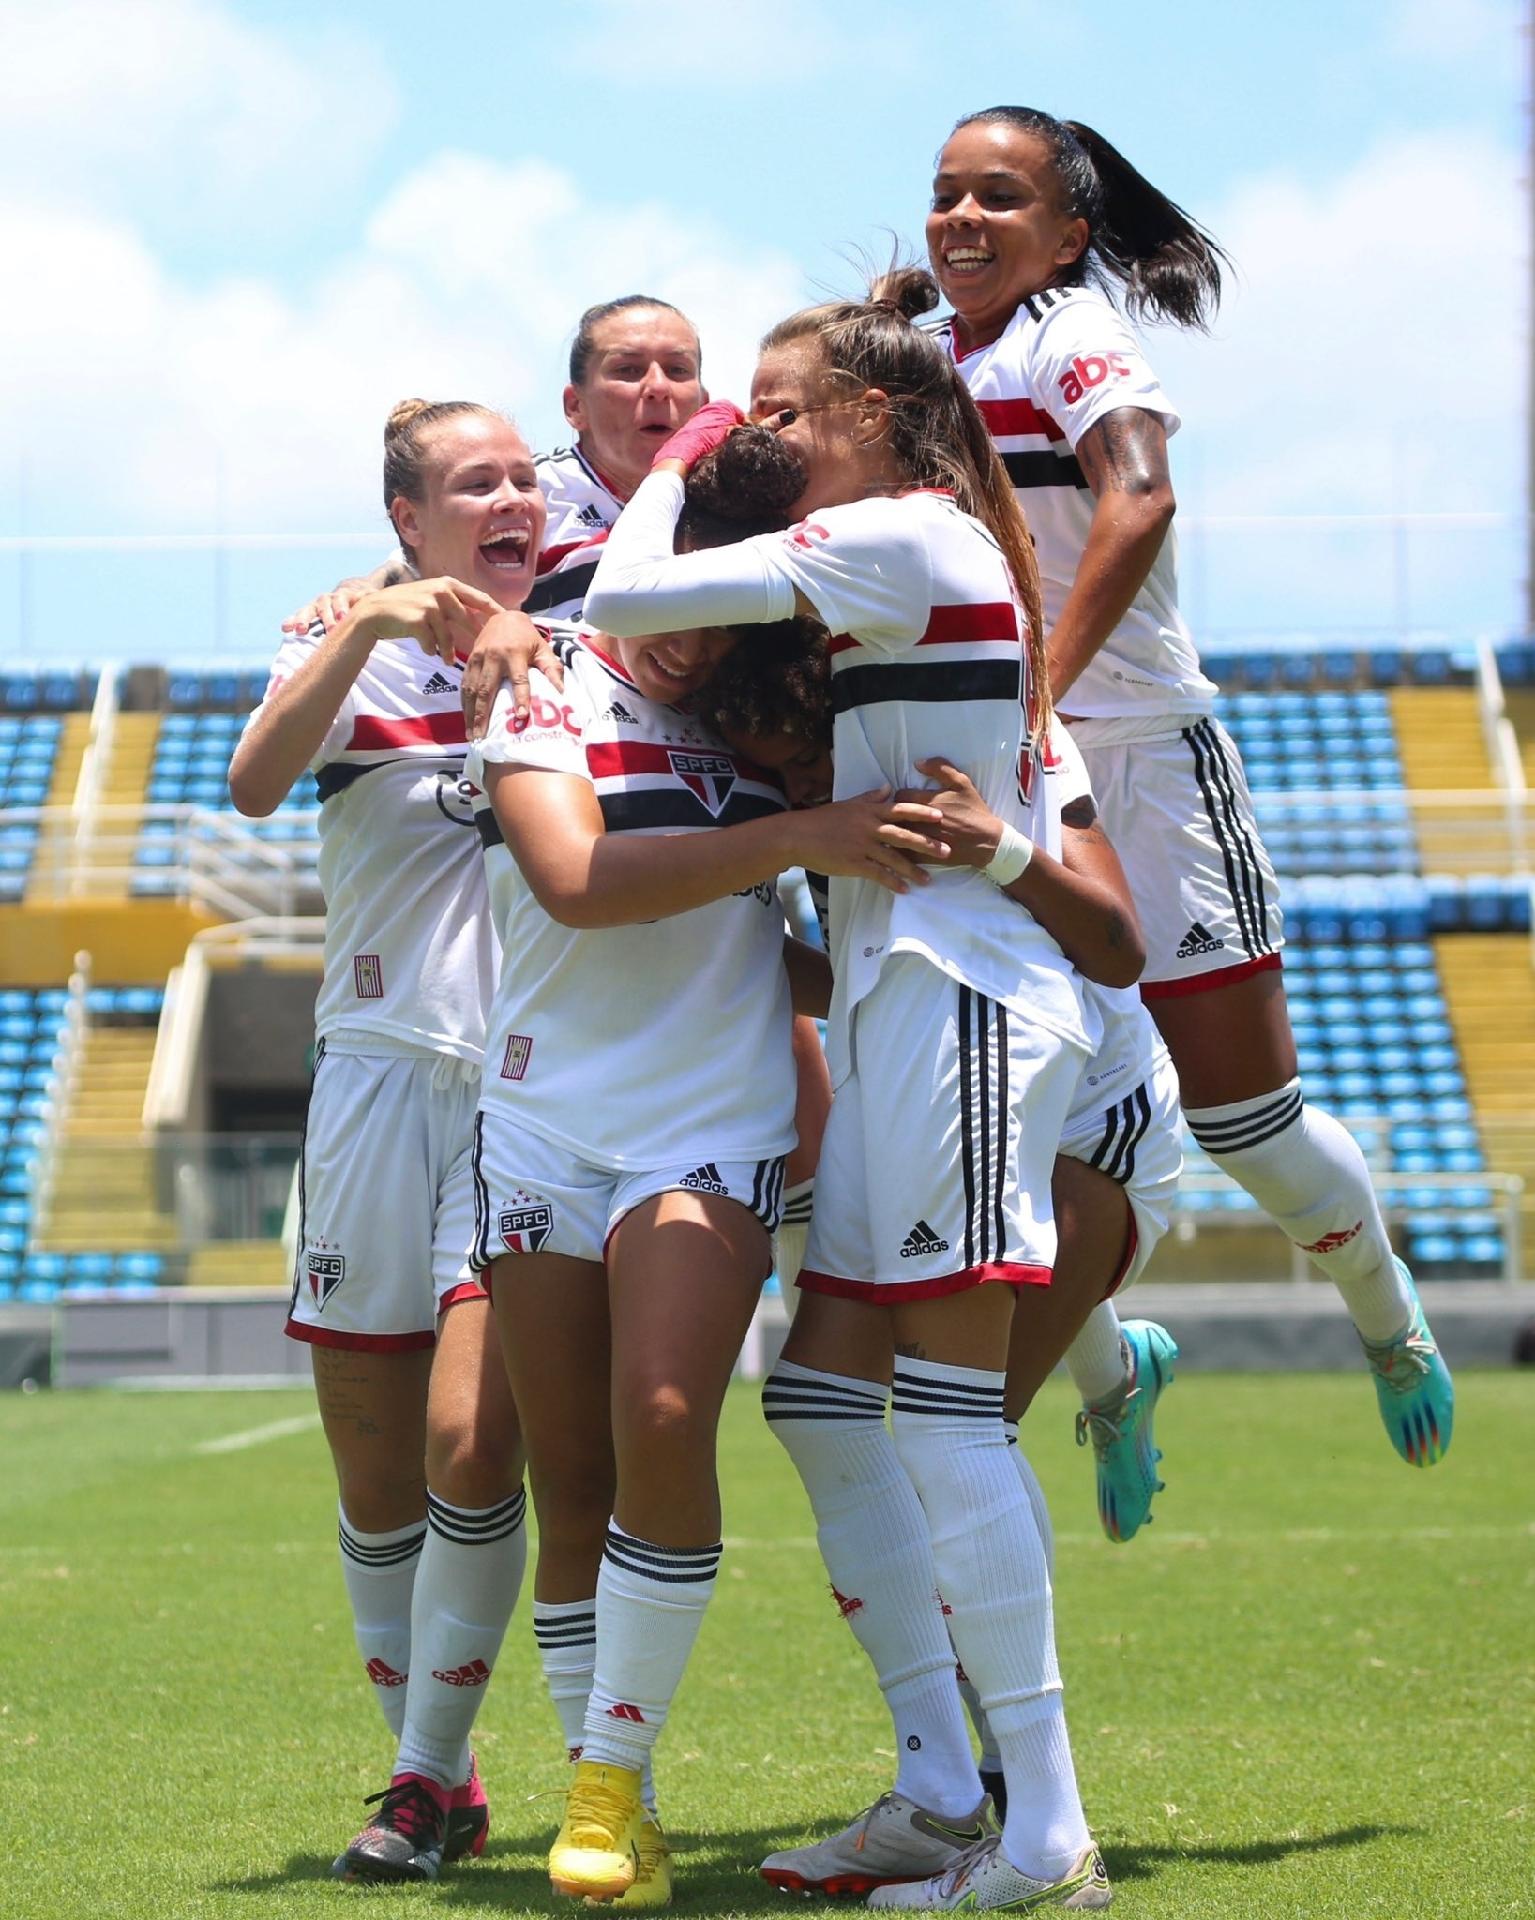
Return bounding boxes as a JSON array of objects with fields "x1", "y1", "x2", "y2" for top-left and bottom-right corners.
[
  {"x1": 926, "y1": 121, "x2": 1089, "y2": 352},
  {"x1": 720, "y1": 722, "x2": 833, "y2": 809},
  {"x1": 613, "y1": 626, "x2": 735, "y2": 706},
  {"x1": 391, "y1": 415, "x2": 546, "y2": 609},
  {"x1": 564, "y1": 307, "x2": 704, "y2": 499}
]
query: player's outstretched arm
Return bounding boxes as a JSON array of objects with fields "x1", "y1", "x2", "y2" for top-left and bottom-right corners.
[{"x1": 486, "y1": 765, "x2": 949, "y2": 931}]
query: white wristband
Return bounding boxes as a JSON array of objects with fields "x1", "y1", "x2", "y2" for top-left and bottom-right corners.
[{"x1": 983, "y1": 822, "x2": 1034, "y2": 886}]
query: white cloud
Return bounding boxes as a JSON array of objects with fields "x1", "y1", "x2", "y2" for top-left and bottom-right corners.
[
  {"x1": 0, "y1": 150, "x2": 805, "y2": 536},
  {"x1": 1391, "y1": 0, "x2": 1514, "y2": 61},
  {"x1": 0, "y1": 0, "x2": 398, "y2": 238}
]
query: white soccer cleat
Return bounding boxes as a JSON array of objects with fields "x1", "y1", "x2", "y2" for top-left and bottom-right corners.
[
  {"x1": 759, "y1": 1791, "x2": 993, "y2": 1898},
  {"x1": 867, "y1": 1835, "x2": 1112, "y2": 1911}
]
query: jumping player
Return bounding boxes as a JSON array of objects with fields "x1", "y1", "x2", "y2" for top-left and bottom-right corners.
[
  {"x1": 579, "y1": 283, "x2": 1113, "y2": 1913},
  {"x1": 926, "y1": 108, "x2": 1453, "y2": 1467},
  {"x1": 229, "y1": 399, "x2": 535, "y2": 1884}
]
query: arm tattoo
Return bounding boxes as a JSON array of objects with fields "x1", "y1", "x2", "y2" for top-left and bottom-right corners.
[{"x1": 1077, "y1": 408, "x2": 1169, "y2": 499}]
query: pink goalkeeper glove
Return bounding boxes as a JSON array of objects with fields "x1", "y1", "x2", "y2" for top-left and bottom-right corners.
[{"x1": 651, "y1": 400, "x2": 746, "y2": 473}]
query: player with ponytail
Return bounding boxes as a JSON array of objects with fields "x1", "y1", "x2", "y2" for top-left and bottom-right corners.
[{"x1": 927, "y1": 107, "x2": 1453, "y2": 1503}]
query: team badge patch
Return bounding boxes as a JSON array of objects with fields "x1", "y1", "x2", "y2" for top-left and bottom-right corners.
[
  {"x1": 306, "y1": 1249, "x2": 346, "y2": 1309},
  {"x1": 499, "y1": 1204, "x2": 554, "y2": 1253},
  {"x1": 668, "y1": 750, "x2": 736, "y2": 817},
  {"x1": 353, "y1": 953, "x2": 384, "y2": 999},
  {"x1": 500, "y1": 1034, "x2": 533, "y2": 1081}
]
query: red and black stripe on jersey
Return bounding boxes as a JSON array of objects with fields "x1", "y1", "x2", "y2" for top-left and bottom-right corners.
[
  {"x1": 829, "y1": 600, "x2": 1027, "y2": 713},
  {"x1": 524, "y1": 531, "x2": 607, "y2": 618},
  {"x1": 585, "y1": 740, "x2": 784, "y2": 835},
  {"x1": 930, "y1": 297, "x2": 1088, "y2": 494}
]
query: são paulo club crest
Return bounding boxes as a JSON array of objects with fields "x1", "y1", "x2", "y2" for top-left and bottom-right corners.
[
  {"x1": 668, "y1": 750, "x2": 736, "y2": 817},
  {"x1": 306, "y1": 1240, "x2": 346, "y2": 1310},
  {"x1": 499, "y1": 1193, "x2": 554, "y2": 1254}
]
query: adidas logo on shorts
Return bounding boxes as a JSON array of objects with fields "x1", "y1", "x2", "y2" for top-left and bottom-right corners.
[
  {"x1": 679, "y1": 1163, "x2": 730, "y2": 1196},
  {"x1": 422, "y1": 670, "x2": 457, "y2": 696},
  {"x1": 604, "y1": 700, "x2": 639, "y2": 724},
  {"x1": 899, "y1": 1219, "x2": 950, "y2": 1259},
  {"x1": 1176, "y1": 920, "x2": 1226, "y2": 958}
]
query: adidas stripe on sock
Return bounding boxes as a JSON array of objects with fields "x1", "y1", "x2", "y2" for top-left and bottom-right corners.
[
  {"x1": 580, "y1": 1521, "x2": 721, "y2": 1772},
  {"x1": 393, "y1": 1487, "x2": 528, "y2": 1789},
  {"x1": 765, "y1": 1360, "x2": 981, "y2": 1819},
  {"x1": 338, "y1": 1509, "x2": 425, "y2": 1742}
]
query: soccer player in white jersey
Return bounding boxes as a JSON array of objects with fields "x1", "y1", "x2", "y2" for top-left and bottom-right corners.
[
  {"x1": 579, "y1": 280, "x2": 1115, "y2": 1914},
  {"x1": 467, "y1": 469, "x2": 949, "y2": 1905},
  {"x1": 522, "y1": 295, "x2": 706, "y2": 624},
  {"x1": 694, "y1": 614, "x2": 1182, "y2": 1889},
  {"x1": 229, "y1": 399, "x2": 540, "y2": 1885},
  {"x1": 925, "y1": 107, "x2": 1453, "y2": 1470}
]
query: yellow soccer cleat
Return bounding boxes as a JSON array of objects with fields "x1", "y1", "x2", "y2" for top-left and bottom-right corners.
[
  {"x1": 550, "y1": 1760, "x2": 645, "y2": 1901},
  {"x1": 592, "y1": 1817, "x2": 673, "y2": 1910}
]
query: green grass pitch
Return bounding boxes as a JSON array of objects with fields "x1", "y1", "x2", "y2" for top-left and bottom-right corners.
[{"x1": 1, "y1": 1370, "x2": 1531, "y2": 1918}]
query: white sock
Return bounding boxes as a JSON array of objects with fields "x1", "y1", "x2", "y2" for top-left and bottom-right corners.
[
  {"x1": 394, "y1": 1487, "x2": 527, "y2": 1788},
  {"x1": 1064, "y1": 1302, "x2": 1128, "y2": 1407},
  {"x1": 1186, "y1": 1079, "x2": 1413, "y2": 1341},
  {"x1": 580, "y1": 1521, "x2": 721, "y2": 1772},
  {"x1": 891, "y1": 1358, "x2": 1090, "y2": 1882},
  {"x1": 337, "y1": 1508, "x2": 424, "y2": 1742},
  {"x1": 534, "y1": 1597, "x2": 658, "y2": 1815},
  {"x1": 967, "y1": 1423, "x2": 1058, "y2": 1780},
  {"x1": 764, "y1": 1360, "x2": 980, "y2": 1817}
]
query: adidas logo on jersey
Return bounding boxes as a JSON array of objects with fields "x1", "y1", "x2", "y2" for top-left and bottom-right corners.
[
  {"x1": 603, "y1": 700, "x2": 639, "y2": 724},
  {"x1": 1176, "y1": 921, "x2": 1226, "y2": 958},
  {"x1": 899, "y1": 1220, "x2": 950, "y2": 1259},
  {"x1": 679, "y1": 1163, "x2": 730, "y2": 1196},
  {"x1": 577, "y1": 502, "x2": 607, "y2": 529},
  {"x1": 422, "y1": 670, "x2": 457, "y2": 696}
]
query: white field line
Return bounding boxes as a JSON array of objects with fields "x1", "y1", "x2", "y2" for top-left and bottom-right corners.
[{"x1": 194, "y1": 1413, "x2": 321, "y2": 1455}]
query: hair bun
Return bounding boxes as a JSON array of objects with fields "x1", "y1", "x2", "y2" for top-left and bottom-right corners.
[
  {"x1": 867, "y1": 265, "x2": 940, "y2": 321},
  {"x1": 385, "y1": 397, "x2": 435, "y2": 440}
]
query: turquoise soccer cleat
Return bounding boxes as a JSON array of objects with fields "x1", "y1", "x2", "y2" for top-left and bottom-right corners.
[
  {"x1": 1075, "y1": 1320, "x2": 1179, "y2": 1543},
  {"x1": 1360, "y1": 1262, "x2": 1454, "y2": 1467}
]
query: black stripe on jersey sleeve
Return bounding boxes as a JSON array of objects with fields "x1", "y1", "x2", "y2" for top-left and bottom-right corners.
[
  {"x1": 831, "y1": 660, "x2": 1022, "y2": 716},
  {"x1": 524, "y1": 560, "x2": 598, "y2": 616},
  {"x1": 597, "y1": 789, "x2": 786, "y2": 835},
  {"x1": 1002, "y1": 449, "x2": 1088, "y2": 491},
  {"x1": 475, "y1": 810, "x2": 503, "y2": 850}
]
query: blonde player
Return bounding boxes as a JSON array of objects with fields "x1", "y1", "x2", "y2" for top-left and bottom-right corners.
[
  {"x1": 924, "y1": 106, "x2": 1452, "y2": 1470},
  {"x1": 230, "y1": 399, "x2": 538, "y2": 1884},
  {"x1": 575, "y1": 279, "x2": 1114, "y2": 1913}
]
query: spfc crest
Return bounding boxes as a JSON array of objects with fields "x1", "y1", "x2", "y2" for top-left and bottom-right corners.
[
  {"x1": 307, "y1": 1250, "x2": 346, "y2": 1309},
  {"x1": 668, "y1": 750, "x2": 736, "y2": 817},
  {"x1": 499, "y1": 1204, "x2": 554, "y2": 1254}
]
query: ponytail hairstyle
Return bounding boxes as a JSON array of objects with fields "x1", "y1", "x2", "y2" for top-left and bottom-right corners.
[
  {"x1": 953, "y1": 107, "x2": 1227, "y2": 330},
  {"x1": 762, "y1": 266, "x2": 1051, "y2": 739},
  {"x1": 383, "y1": 398, "x2": 504, "y2": 563}
]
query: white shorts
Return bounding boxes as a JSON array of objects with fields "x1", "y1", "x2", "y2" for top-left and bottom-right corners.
[
  {"x1": 286, "y1": 1041, "x2": 486, "y2": 1353},
  {"x1": 1076, "y1": 718, "x2": 1285, "y2": 995},
  {"x1": 1059, "y1": 1050, "x2": 1183, "y2": 1294},
  {"x1": 801, "y1": 954, "x2": 1083, "y2": 1301},
  {"x1": 469, "y1": 1110, "x2": 786, "y2": 1272}
]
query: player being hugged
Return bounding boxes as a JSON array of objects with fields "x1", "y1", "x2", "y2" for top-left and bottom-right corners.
[
  {"x1": 467, "y1": 432, "x2": 949, "y2": 1909},
  {"x1": 229, "y1": 399, "x2": 543, "y2": 1884},
  {"x1": 926, "y1": 106, "x2": 1452, "y2": 1467},
  {"x1": 578, "y1": 277, "x2": 1112, "y2": 1914}
]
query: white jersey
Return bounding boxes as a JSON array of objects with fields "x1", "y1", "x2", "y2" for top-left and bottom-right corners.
[
  {"x1": 1047, "y1": 727, "x2": 1167, "y2": 1123},
  {"x1": 934, "y1": 287, "x2": 1216, "y2": 736},
  {"x1": 523, "y1": 445, "x2": 624, "y2": 623},
  {"x1": 467, "y1": 632, "x2": 797, "y2": 1171},
  {"x1": 583, "y1": 474, "x2": 1095, "y2": 1082},
  {"x1": 246, "y1": 630, "x2": 495, "y2": 1062}
]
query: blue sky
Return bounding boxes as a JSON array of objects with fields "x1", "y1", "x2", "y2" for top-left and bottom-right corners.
[{"x1": 0, "y1": 0, "x2": 1524, "y2": 664}]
